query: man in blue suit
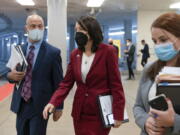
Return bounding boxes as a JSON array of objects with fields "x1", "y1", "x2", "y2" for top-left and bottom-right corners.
[
  {"x1": 140, "y1": 39, "x2": 150, "y2": 67},
  {"x1": 6, "y1": 14, "x2": 63, "y2": 135}
]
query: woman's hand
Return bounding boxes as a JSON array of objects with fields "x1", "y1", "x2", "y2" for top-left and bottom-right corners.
[
  {"x1": 43, "y1": 103, "x2": 55, "y2": 120},
  {"x1": 113, "y1": 120, "x2": 122, "y2": 128},
  {"x1": 145, "y1": 116, "x2": 165, "y2": 135},
  {"x1": 150, "y1": 99, "x2": 175, "y2": 128}
]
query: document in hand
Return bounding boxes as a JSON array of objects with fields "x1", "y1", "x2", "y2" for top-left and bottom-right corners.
[
  {"x1": 98, "y1": 94, "x2": 129, "y2": 128},
  {"x1": 6, "y1": 45, "x2": 28, "y2": 89},
  {"x1": 160, "y1": 66, "x2": 180, "y2": 75},
  {"x1": 157, "y1": 83, "x2": 180, "y2": 114},
  {"x1": 6, "y1": 45, "x2": 28, "y2": 72}
]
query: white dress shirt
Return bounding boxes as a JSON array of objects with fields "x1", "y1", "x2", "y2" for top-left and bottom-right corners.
[{"x1": 81, "y1": 53, "x2": 95, "y2": 83}]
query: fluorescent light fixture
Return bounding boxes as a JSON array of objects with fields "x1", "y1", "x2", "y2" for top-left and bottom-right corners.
[
  {"x1": 7, "y1": 43, "x2": 11, "y2": 47},
  {"x1": 87, "y1": 0, "x2": 105, "y2": 7},
  {"x1": 132, "y1": 30, "x2": 137, "y2": 34},
  {"x1": 108, "y1": 30, "x2": 137, "y2": 36},
  {"x1": 170, "y1": 2, "x2": 180, "y2": 9},
  {"x1": 13, "y1": 42, "x2": 17, "y2": 45},
  {"x1": 13, "y1": 35, "x2": 18, "y2": 38},
  {"x1": 108, "y1": 31, "x2": 125, "y2": 36},
  {"x1": 109, "y1": 27, "x2": 123, "y2": 31},
  {"x1": 24, "y1": 33, "x2": 28, "y2": 37},
  {"x1": 16, "y1": 0, "x2": 35, "y2": 6},
  {"x1": 66, "y1": 36, "x2": 70, "y2": 40}
]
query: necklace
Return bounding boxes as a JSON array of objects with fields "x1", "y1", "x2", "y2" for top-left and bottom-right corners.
[{"x1": 84, "y1": 56, "x2": 89, "y2": 64}]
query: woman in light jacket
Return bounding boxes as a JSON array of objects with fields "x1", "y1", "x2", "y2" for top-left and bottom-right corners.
[{"x1": 133, "y1": 12, "x2": 180, "y2": 135}]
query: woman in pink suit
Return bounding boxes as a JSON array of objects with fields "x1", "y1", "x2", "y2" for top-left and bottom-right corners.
[{"x1": 43, "y1": 16, "x2": 125, "y2": 135}]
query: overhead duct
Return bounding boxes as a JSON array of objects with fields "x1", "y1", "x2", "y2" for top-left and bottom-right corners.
[
  {"x1": 0, "y1": 13, "x2": 12, "y2": 32},
  {"x1": 25, "y1": 8, "x2": 38, "y2": 16},
  {"x1": 88, "y1": 7, "x2": 102, "y2": 17}
]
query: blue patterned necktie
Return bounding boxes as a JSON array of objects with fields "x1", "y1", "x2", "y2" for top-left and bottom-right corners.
[{"x1": 21, "y1": 45, "x2": 35, "y2": 101}]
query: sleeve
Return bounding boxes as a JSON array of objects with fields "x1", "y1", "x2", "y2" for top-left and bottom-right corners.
[
  {"x1": 4, "y1": 68, "x2": 17, "y2": 84},
  {"x1": 130, "y1": 45, "x2": 135, "y2": 55},
  {"x1": 126, "y1": 45, "x2": 135, "y2": 56},
  {"x1": 51, "y1": 50, "x2": 64, "y2": 109},
  {"x1": 172, "y1": 114, "x2": 180, "y2": 133},
  {"x1": 144, "y1": 45, "x2": 149, "y2": 55},
  {"x1": 133, "y1": 65, "x2": 150, "y2": 132},
  {"x1": 141, "y1": 46, "x2": 146, "y2": 53},
  {"x1": 107, "y1": 46, "x2": 125, "y2": 121},
  {"x1": 49, "y1": 52, "x2": 75, "y2": 107}
]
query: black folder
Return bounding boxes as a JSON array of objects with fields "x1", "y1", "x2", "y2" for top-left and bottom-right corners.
[
  {"x1": 97, "y1": 94, "x2": 129, "y2": 128},
  {"x1": 157, "y1": 83, "x2": 180, "y2": 114}
]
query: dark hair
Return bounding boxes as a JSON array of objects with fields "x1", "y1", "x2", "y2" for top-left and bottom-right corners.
[
  {"x1": 126, "y1": 39, "x2": 132, "y2": 42},
  {"x1": 77, "y1": 16, "x2": 103, "y2": 52},
  {"x1": 141, "y1": 40, "x2": 145, "y2": 43},
  {"x1": 148, "y1": 12, "x2": 180, "y2": 80}
]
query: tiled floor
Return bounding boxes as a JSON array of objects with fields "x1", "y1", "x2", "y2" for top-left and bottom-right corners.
[{"x1": 0, "y1": 74, "x2": 141, "y2": 135}]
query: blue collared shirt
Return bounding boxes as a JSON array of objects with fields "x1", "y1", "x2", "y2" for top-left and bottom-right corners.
[{"x1": 26, "y1": 39, "x2": 43, "y2": 69}]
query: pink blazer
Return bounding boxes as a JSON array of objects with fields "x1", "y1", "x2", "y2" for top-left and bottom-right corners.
[{"x1": 50, "y1": 43, "x2": 125, "y2": 121}]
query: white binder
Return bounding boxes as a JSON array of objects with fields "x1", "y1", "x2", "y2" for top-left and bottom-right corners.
[{"x1": 98, "y1": 94, "x2": 129, "y2": 128}]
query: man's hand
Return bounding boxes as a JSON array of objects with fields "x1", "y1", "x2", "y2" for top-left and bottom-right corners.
[
  {"x1": 7, "y1": 69, "x2": 25, "y2": 81},
  {"x1": 53, "y1": 110, "x2": 63, "y2": 122},
  {"x1": 124, "y1": 50, "x2": 128, "y2": 53},
  {"x1": 113, "y1": 120, "x2": 122, "y2": 128}
]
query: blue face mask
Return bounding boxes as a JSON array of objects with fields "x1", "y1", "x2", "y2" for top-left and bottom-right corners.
[{"x1": 154, "y1": 42, "x2": 178, "y2": 61}]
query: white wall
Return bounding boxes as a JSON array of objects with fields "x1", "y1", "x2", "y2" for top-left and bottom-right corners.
[
  {"x1": 47, "y1": 0, "x2": 67, "y2": 74},
  {"x1": 137, "y1": 10, "x2": 169, "y2": 71}
]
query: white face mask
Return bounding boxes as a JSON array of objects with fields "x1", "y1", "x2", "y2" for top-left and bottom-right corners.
[
  {"x1": 28, "y1": 29, "x2": 44, "y2": 41},
  {"x1": 127, "y1": 42, "x2": 131, "y2": 46}
]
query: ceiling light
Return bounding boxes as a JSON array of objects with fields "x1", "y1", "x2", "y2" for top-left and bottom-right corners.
[
  {"x1": 66, "y1": 36, "x2": 70, "y2": 40},
  {"x1": 87, "y1": 0, "x2": 105, "y2": 7},
  {"x1": 108, "y1": 31, "x2": 125, "y2": 36},
  {"x1": 24, "y1": 33, "x2": 28, "y2": 37},
  {"x1": 16, "y1": 0, "x2": 35, "y2": 6},
  {"x1": 13, "y1": 35, "x2": 18, "y2": 38},
  {"x1": 170, "y1": 2, "x2": 180, "y2": 9},
  {"x1": 132, "y1": 30, "x2": 138, "y2": 34},
  {"x1": 109, "y1": 27, "x2": 123, "y2": 31}
]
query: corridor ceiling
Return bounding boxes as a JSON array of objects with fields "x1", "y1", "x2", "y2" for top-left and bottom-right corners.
[{"x1": 0, "y1": 0, "x2": 175, "y2": 32}]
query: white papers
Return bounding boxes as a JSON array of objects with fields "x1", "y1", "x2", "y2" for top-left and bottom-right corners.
[
  {"x1": 6, "y1": 45, "x2": 23, "y2": 70},
  {"x1": 6, "y1": 45, "x2": 28, "y2": 71},
  {"x1": 6, "y1": 45, "x2": 28, "y2": 90},
  {"x1": 99, "y1": 95, "x2": 113, "y2": 126},
  {"x1": 123, "y1": 107, "x2": 129, "y2": 122},
  {"x1": 160, "y1": 66, "x2": 180, "y2": 75},
  {"x1": 107, "y1": 114, "x2": 114, "y2": 125},
  {"x1": 98, "y1": 95, "x2": 129, "y2": 128}
]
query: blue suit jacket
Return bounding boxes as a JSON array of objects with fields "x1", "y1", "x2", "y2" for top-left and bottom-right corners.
[
  {"x1": 141, "y1": 44, "x2": 150, "y2": 60},
  {"x1": 10, "y1": 41, "x2": 63, "y2": 114}
]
